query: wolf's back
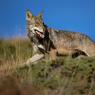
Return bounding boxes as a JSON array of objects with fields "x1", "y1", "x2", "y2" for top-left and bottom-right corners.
[{"x1": 49, "y1": 29, "x2": 95, "y2": 57}]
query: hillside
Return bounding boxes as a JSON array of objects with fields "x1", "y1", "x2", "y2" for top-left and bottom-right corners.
[{"x1": 0, "y1": 39, "x2": 95, "y2": 95}]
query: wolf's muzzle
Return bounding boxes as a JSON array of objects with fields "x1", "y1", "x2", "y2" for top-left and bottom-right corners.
[{"x1": 29, "y1": 25, "x2": 45, "y2": 38}]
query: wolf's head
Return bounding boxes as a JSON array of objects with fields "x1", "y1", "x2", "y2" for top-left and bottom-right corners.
[{"x1": 26, "y1": 10, "x2": 45, "y2": 39}]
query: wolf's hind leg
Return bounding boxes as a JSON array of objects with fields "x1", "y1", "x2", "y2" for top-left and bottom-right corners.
[{"x1": 71, "y1": 49, "x2": 87, "y2": 58}]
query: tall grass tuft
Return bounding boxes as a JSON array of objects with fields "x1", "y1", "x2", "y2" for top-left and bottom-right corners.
[{"x1": 0, "y1": 38, "x2": 32, "y2": 76}]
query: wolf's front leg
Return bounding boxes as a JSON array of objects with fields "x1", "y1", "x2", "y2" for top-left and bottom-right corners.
[
  {"x1": 50, "y1": 49, "x2": 57, "y2": 64},
  {"x1": 25, "y1": 43, "x2": 45, "y2": 65},
  {"x1": 26, "y1": 53, "x2": 44, "y2": 65},
  {"x1": 32, "y1": 43, "x2": 38, "y2": 55}
]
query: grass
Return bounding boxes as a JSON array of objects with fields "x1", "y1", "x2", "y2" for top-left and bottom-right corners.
[
  {"x1": 0, "y1": 38, "x2": 95, "y2": 95},
  {"x1": 0, "y1": 38, "x2": 32, "y2": 76}
]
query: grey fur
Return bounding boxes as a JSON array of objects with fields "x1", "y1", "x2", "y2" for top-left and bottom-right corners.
[{"x1": 26, "y1": 10, "x2": 95, "y2": 64}]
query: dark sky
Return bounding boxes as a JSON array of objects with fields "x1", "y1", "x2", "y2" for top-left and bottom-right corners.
[{"x1": 0, "y1": 0, "x2": 95, "y2": 40}]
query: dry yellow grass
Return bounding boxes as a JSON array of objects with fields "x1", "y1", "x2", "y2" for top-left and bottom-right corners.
[{"x1": 0, "y1": 38, "x2": 32, "y2": 76}]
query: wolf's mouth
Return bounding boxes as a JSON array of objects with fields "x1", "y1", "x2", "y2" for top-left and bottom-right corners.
[
  {"x1": 34, "y1": 29, "x2": 44, "y2": 38},
  {"x1": 29, "y1": 25, "x2": 45, "y2": 38}
]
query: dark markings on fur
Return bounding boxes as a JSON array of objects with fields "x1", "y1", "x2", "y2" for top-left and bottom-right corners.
[{"x1": 72, "y1": 49, "x2": 87, "y2": 58}]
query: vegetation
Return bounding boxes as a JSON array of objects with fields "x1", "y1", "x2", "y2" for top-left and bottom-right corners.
[
  {"x1": 0, "y1": 38, "x2": 95, "y2": 95},
  {"x1": 0, "y1": 38, "x2": 32, "y2": 75}
]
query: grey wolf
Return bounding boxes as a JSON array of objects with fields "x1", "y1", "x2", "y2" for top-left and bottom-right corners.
[{"x1": 26, "y1": 10, "x2": 95, "y2": 64}]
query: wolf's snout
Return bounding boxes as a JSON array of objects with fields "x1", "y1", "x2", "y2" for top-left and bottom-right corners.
[{"x1": 33, "y1": 27, "x2": 44, "y2": 38}]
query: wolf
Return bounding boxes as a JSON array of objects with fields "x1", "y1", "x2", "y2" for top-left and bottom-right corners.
[{"x1": 26, "y1": 10, "x2": 95, "y2": 64}]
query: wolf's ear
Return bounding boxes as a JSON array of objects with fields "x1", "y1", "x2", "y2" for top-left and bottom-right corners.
[
  {"x1": 38, "y1": 13, "x2": 43, "y2": 19},
  {"x1": 26, "y1": 10, "x2": 33, "y2": 20}
]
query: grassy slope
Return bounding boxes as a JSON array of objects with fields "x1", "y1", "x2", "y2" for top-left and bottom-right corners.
[
  {"x1": 0, "y1": 39, "x2": 95, "y2": 95},
  {"x1": 0, "y1": 38, "x2": 32, "y2": 75}
]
